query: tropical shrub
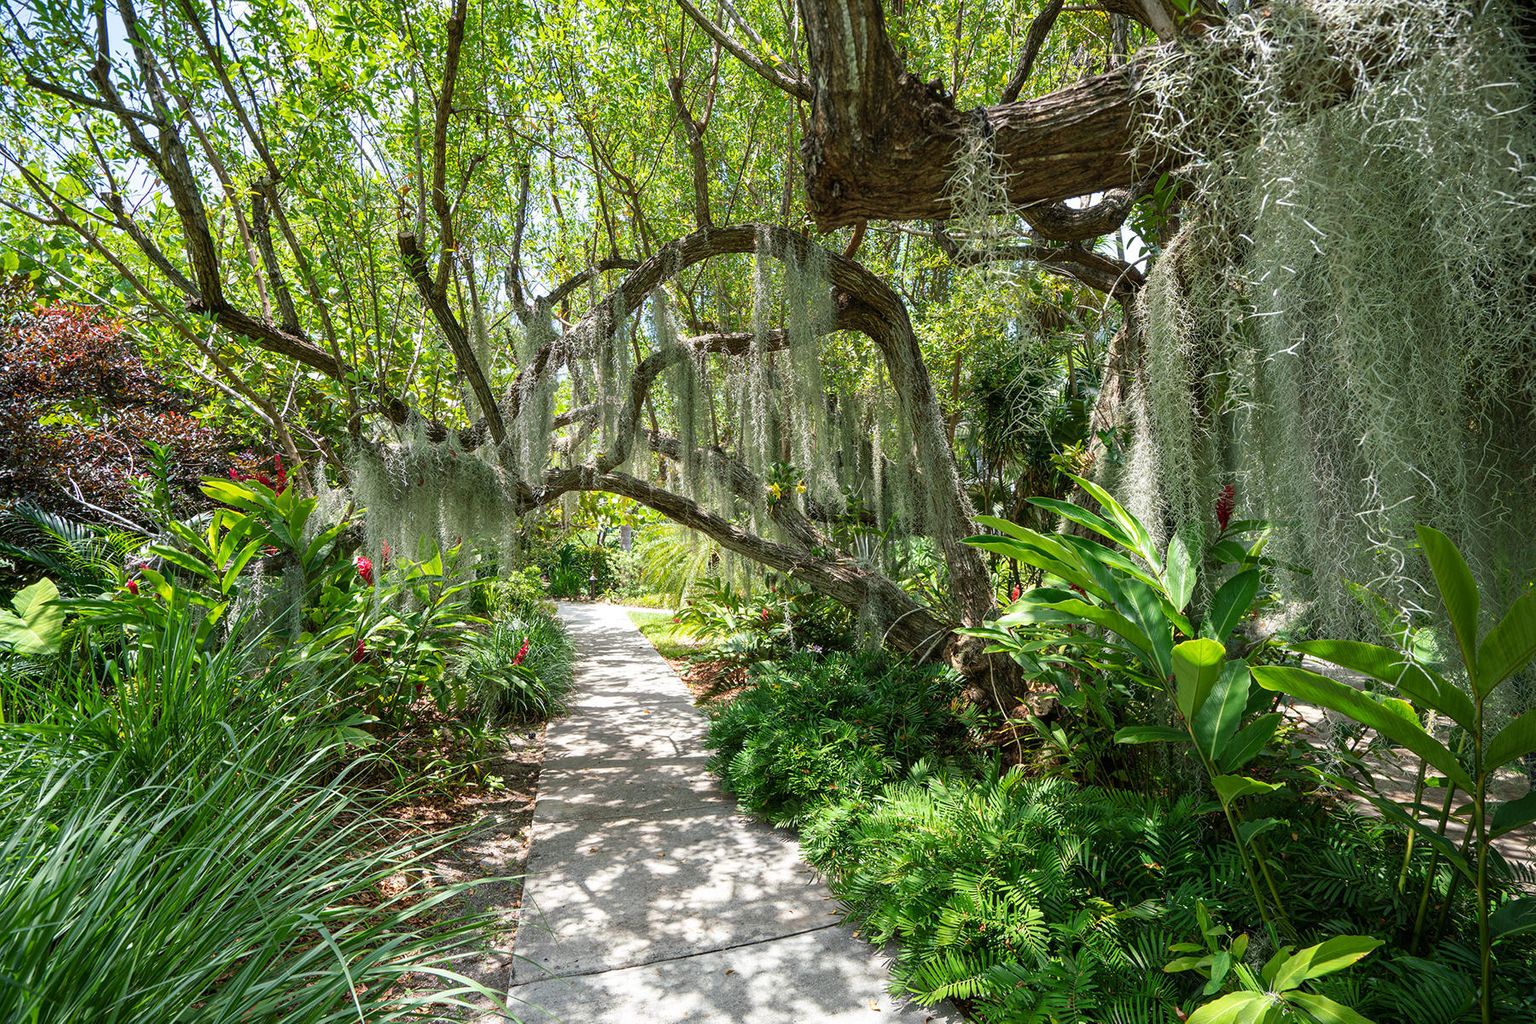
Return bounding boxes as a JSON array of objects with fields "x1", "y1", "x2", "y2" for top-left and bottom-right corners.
[
  {"x1": 1255, "y1": 525, "x2": 1536, "y2": 1024},
  {"x1": 704, "y1": 651, "x2": 979, "y2": 825},
  {"x1": 454, "y1": 610, "x2": 575, "y2": 725},
  {"x1": 0, "y1": 562, "x2": 499, "y2": 1022}
]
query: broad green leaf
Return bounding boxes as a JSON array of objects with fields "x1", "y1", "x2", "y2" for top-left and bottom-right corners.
[
  {"x1": 1212, "y1": 774, "x2": 1282, "y2": 804},
  {"x1": 1114, "y1": 724, "x2": 1187, "y2": 744},
  {"x1": 1490, "y1": 896, "x2": 1536, "y2": 939},
  {"x1": 1204, "y1": 570, "x2": 1260, "y2": 642},
  {"x1": 1067, "y1": 473, "x2": 1160, "y2": 569},
  {"x1": 1237, "y1": 816, "x2": 1282, "y2": 844},
  {"x1": 1221, "y1": 712, "x2": 1283, "y2": 772},
  {"x1": 1173, "y1": 638, "x2": 1227, "y2": 721},
  {"x1": 1287, "y1": 992, "x2": 1377, "y2": 1024},
  {"x1": 1486, "y1": 709, "x2": 1536, "y2": 770},
  {"x1": 1477, "y1": 591, "x2": 1536, "y2": 695},
  {"x1": 1252, "y1": 665, "x2": 1473, "y2": 791},
  {"x1": 1187, "y1": 990, "x2": 1274, "y2": 1024},
  {"x1": 998, "y1": 597, "x2": 1157, "y2": 668},
  {"x1": 147, "y1": 544, "x2": 218, "y2": 582},
  {"x1": 1490, "y1": 790, "x2": 1536, "y2": 838},
  {"x1": 1121, "y1": 576, "x2": 1175, "y2": 678},
  {"x1": 1415, "y1": 525, "x2": 1481, "y2": 685},
  {"x1": 1025, "y1": 497, "x2": 1132, "y2": 549},
  {"x1": 1165, "y1": 533, "x2": 1197, "y2": 613},
  {"x1": 1268, "y1": 935, "x2": 1382, "y2": 991},
  {"x1": 1193, "y1": 660, "x2": 1250, "y2": 763},
  {"x1": 0, "y1": 578, "x2": 65, "y2": 655},
  {"x1": 1292, "y1": 638, "x2": 1472, "y2": 729}
]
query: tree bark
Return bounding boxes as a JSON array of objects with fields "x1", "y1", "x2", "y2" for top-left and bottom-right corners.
[{"x1": 798, "y1": 0, "x2": 1142, "y2": 231}]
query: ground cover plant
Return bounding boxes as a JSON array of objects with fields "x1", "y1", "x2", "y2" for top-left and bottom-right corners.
[
  {"x1": 4, "y1": 0, "x2": 1535, "y2": 1020},
  {"x1": 0, "y1": 472, "x2": 578, "y2": 1022}
]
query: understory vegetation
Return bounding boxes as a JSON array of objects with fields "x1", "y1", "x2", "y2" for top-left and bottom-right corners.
[
  {"x1": 4, "y1": 0, "x2": 1535, "y2": 1020},
  {"x1": 684, "y1": 481, "x2": 1536, "y2": 1023},
  {"x1": 0, "y1": 475, "x2": 575, "y2": 1021}
]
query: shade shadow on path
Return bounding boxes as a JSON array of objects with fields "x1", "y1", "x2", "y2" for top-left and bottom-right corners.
[{"x1": 493, "y1": 602, "x2": 957, "y2": 1024}]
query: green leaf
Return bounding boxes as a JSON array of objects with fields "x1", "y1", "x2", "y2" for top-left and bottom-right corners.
[
  {"x1": 1268, "y1": 935, "x2": 1383, "y2": 991},
  {"x1": 1287, "y1": 992, "x2": 1378, "y2": 1024},
  {"x1": 1486, "y1": 709, "x2": 1536, "y2": 770},
  {"x1": 1121, "y1": 576, "x2": 1175, "y2": 678},
  {"x1": 1211, "y1": 774, "x2": 1281, "y2": 805},
  {"x1": 1173, "y1": 638, "x2": 1227, "y2": 721},
  {"x1": 1166, "y1": 534, "x2": 1197, "y2": 613},
  {"x1": 1026, "y1": 497, "x2": 1133, "y2": 549},
  {"x1": 1415, "y1": 525, "x2": 1481, "y2": 685},
  {"x1": 1115, "y1": 725, "x2": 1187, "y2": 744},
  {"x1": 1221, "y1": 712, "x2": 1283, "y2": 772},
  {"x1": 1067, "y1": 473, "x2": 1160, "y2": 569},
  {"x1": 1252, "y1": 665, "x2": 1473, "y2": 791},
  {"x1": 1237, "y1": 816, "x2": 1282, "y2": 844},
  {"x1": 1194, "y1": 660, "x2": 1252, "y2": 764},
  {"x1": 1490, "y1": 790, "x2": 1536, "y2": 838},
  {"x1": 1292, "y1": 638, "x2": 1472, "y2": 730},
  {"x1": 0, "y1": 578, "x2": 65, "y2": 655},
  {"x1": 1490, "y1": 896, "x2": 1536, "y2": 939},
  {"x1": 1187, "y1": 990, "x2": 1275, "y2": 1024},
  {"x1": 148, "y1": 544, "x2": 218, "y2": 582},
  {"x1": 1204, "y1": 570, "x2": 1261, "y2": 641},
  {"x1": 1477, "y1": 591, "x2": 1536, "y2": 696}
]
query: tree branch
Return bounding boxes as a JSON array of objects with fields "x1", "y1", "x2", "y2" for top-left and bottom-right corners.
[{"x1": 676, "y1": 0, "x2": 813, "y2": 101}]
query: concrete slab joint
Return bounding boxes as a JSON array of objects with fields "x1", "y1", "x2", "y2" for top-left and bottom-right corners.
[{"x1": 493, "y1": 602, "x2": 957, "y2": 1024}]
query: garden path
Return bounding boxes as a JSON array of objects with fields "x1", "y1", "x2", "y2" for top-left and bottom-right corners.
[{"x1": 492, "y1": 602, "x2": 955, "y2": 1024}]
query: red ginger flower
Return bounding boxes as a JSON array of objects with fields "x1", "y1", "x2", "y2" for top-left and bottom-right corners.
[
  {"x1": 513, "y1": 638, "x2": 530, "y2": 666},
  {"x1": 355, "y1": 554, "x2": 374, "y2": 586},
  {"x1": 1215, "y1": 483, "x2": 1237, "y2": 533},
  {"x1": 1009, "y1": 583, "x2": 1021, "y2": 602},
  {"x1": 761, "y1": 607, "x2": 771, "y2": 622},
  {"x1": 126, "y1": 579, "x2": 139, "y2": 596},
  {"x1": 351, "y1": 637, "x2": 368, "y2": 664}
]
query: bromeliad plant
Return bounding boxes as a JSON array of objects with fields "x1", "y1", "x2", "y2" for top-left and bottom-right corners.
[{"x1": 1253, "y1": 525, "x2": 1536, "y2": 1024}]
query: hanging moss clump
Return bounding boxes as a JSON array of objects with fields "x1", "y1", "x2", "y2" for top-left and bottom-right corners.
[{"x1": 1123, "y1": 0, "x2": 1536, "y2": 643}]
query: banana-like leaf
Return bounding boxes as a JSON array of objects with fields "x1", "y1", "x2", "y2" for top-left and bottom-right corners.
[
  {"x1": 1287, "y1": 991, "x2": 1376, "y2": 1024},
  {"x1": 1187, "y1": 990, "x2": 1272, "y2": 1024},
  {"x1": 1221, "y1": 712, "x2": 1283, "y2": 773},
  {"x1": 1266, "y1": 935, "x2": 1383, "y2": 991},
  {"x1": 1115, "y1": 724, "x2": 1187, "y2": 744},
  {"x1": 1415, "y1": 525, "x2": 1481, "y2": 687},
  {"x1": 1165, "y1": 533, "x2": 1197, "y2": 613},
  {"x1": 1211, "y1": 774, "x2": 1282, "y2": 805},
  {"x1": 1490, "y1": 790, "x2": 1536, "y2": 838},
  {"x1": 1204, "y1": 570, "x2": 1261, "y2": 642},
  {"x1": 1193, "y1": 660, "x2": 1251, "y2": 764},
  {"x1": 1293, "y1": 638, "x2": 1473, "y2": 731},
  {"x1": 1477, "y1": 591, "x2": 1536, "y2": 696},
  {"x1": 1253, "y1": 665, "x2": 1473, "y2": 791},
  {"x1": 1067, "y1": 473, "x2": 1160, "y2": 569},
  {"x1": 1490, "y1": 896, "x2": 1536, "y2": 939},
  {"x1": 1025, "y1": 497, "x2": 1132, "y2": 549},
  {"x1": 1486, "y1": 709, "x2": 1536, "y2": 770},
  {"x1": 1173, "y1": 638, "x2": 1227, "y2": 722}
]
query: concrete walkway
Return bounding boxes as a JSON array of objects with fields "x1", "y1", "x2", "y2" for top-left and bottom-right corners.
[{"x1": 500, "y1": 602, "x2": 952, "y2": 1024}]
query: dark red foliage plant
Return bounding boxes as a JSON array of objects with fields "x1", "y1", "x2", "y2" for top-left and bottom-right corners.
[{"x1": 0, "y1": 279, "x2": 232, "y2": 520}]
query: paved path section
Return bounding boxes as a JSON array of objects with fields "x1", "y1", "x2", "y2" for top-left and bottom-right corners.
[{"x1": 500, "y1": 602, "x2": 952, "y2": 1024}]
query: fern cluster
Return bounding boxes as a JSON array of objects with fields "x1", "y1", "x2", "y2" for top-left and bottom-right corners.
[{"x1": 704, "y1": 652, "x2": 981, "y2": 825}]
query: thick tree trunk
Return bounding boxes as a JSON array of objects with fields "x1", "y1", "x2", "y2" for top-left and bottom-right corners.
[{"x1": 798, "y1": 0, "x2": 1141, "y2": 231}]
